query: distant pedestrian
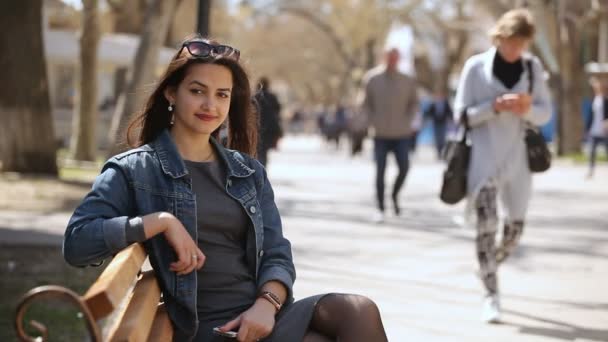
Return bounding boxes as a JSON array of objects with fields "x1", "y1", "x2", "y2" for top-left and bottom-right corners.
[
  {"x1": 330, "y1": 104, "x2": 349, "y2": 148},
  {"x1": 290, "y1": 108, "x2": 305, "y2": 134},
  {"x1": 317, "y1": 108, "x2": 328, "y2": 136},
  {"x1": 424, "y1": 90, "x2": 452, "y2": 159},
  {"x1": 585, "y1": 76, "x2": 608, "y2": 179},
  {"x1": 454, "y1": 9, "x2": 551, "y2": 323},
  {"x1": 254, "y1": 77, "x2": 283, "y2": 167},
  {"x1": 360, "y1": 47, "x2": 419, "y2": 223},
  {"x1": 348, "y1": 106, "x2": 368, "y2": 156}
]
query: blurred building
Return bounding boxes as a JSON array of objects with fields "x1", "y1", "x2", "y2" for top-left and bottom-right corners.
[
  {"x1": 43, "y1": 29, "x2": 176, "y2": 109},
  {"x1": 43, "y1": 0, "x2": 178, "y2": 148}
]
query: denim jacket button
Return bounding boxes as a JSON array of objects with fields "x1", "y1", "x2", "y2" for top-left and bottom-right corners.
[
  {"x1": 259, "y1": 250, "x2": 264, "y2": 257},
  {"x1": 249, "y1": 206, "x2": 256, "y2": 214}
]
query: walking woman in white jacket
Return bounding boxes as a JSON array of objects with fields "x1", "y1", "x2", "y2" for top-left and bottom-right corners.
[{"x1": 453, "y1": 8, "x2": 552, "y2": 323}]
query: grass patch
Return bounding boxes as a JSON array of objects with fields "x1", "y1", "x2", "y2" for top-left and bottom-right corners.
[
  {"x1": 56, "y1": 148, "x2": 104, "y2": 182},
  {"x1": 561, "y1": 152, "x2": 608, "y2": 164},
  {"x1": 59, "y1": 166, "x2": 100, "y2": 182},
  {"x1": 17, "y1": 300, "x2": 92, "y2": 341},
  {"x1": 0, "y1": 245, "x2": 107, "y2": 341}
]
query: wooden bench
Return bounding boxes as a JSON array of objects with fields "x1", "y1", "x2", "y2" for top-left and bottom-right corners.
[{"x1": 14, "y1": 244, "x2": 173, "y2": 342}]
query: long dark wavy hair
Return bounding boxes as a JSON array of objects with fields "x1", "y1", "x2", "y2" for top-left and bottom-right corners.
[{"x1": 126, "y1": 37, "x2": 258, "y2": 156}]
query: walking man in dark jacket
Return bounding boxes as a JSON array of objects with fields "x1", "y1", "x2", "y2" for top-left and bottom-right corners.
[{"x1": 255, "y1": 77, "x2": 283, "y2": 167}]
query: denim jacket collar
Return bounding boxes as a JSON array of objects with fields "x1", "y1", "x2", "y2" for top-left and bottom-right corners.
[
  {"x1": 210, "y1": 137, "x2": 255, "y2": 178},
  {"x1": 151, "y1": 129, "x2": 255, "y2": 179}
]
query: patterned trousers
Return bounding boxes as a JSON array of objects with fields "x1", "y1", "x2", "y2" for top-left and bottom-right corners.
[{"x1": 475, "y1": 185, "x2": 525, "y2": 295}]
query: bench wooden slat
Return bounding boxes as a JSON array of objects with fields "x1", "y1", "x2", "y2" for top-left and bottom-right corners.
[
  {"x1": 147, "y1": 303, "x2": 173, "y2": 342},
  {"x1": 84, "y1": 243, "x2": 147, "y2": 319},
  {"x1": 107, "y1": 271, "x2": 161, "y2": 342}
]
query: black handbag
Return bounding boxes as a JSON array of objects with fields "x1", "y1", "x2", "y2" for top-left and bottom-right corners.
[
  {"x1": 440, "y1": 111, "x2": 470, "y2": 205},
  {"x1": 525, "y1": 125, "x2": 551, "y2": 172},
  {"x1": 524, "y1": 60, "x2": 551, "y2": 173}
]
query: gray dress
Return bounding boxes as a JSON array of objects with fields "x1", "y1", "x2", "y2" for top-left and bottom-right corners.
[{"x1": 185, "y1": 160, "x2": 327, "y2": 342}]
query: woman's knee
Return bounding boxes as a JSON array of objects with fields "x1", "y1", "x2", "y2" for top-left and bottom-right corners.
[
  {"x1": 312, "y1": 294, "x2": 387, "y2": 340},
  {"x1": 335, "y1": 294, "x2": 382, "y2": 320}
]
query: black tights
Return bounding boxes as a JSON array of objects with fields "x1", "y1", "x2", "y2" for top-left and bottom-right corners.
[{"x1": 302, "y1": 294, "x2": 388, "y2": 342}]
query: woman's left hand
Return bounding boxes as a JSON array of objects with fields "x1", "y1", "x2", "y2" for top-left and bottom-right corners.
[{"x1": 218, "y1": 299, "x2": 276, "y2": 341}]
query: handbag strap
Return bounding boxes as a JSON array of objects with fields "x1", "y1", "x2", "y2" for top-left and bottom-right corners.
[
  {"x1": 526, "y1": 59, "x2": 533, "y2": 94},
  {"x1": 524, "y1": 59, "x2": 537, "y2": 131},
  {"x1": 458, "y1": 109, "x2": 469, "y2": 143},
  {"x1": 462, "y1": 108, "x2": 469, "y2": 129}
]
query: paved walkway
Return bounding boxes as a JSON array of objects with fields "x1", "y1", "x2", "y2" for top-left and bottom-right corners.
[
  {"x1": 271, "y1": 136, "x2": 608, "y2": 341},
  {"x1": 1, "y1": 135, "x2": 607, "y2": 341}
]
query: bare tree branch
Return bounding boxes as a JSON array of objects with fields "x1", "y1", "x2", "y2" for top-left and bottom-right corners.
[{"x1": 276, "y1": 5, "x2": 357, "y2": 69}]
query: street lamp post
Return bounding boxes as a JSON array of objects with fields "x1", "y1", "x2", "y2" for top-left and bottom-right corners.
[{"x1": 197, "y1": 0, "x2": 211, "y2": 37}]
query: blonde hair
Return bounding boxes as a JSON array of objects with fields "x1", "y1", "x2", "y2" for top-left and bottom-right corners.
[{"x1": 489, "y1": 8, "x2": 535, "y2": 43}]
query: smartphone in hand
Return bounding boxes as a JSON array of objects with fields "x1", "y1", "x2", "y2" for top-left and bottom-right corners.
[
  {"x1": 213, "y1": 327, "x2": 238, "y2": 339},
  {"x1": 500, "y1": 93, "x2": 521, "y2": 101}
]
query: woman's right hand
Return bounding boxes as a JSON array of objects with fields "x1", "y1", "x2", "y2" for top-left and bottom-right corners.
[
  {"x1": 143, "y1": 212, "x2": 205, "y2": 275},
  {"x1": 493, "y1": 96, "x2": 509, "y2": 113}
]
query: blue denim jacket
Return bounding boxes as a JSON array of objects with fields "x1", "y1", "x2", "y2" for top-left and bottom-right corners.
[{"x1": 63, "y1": 130, "x2": 296, "y2": 340}]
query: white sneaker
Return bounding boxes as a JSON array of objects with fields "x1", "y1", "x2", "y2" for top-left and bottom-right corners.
[
  {"x1": 371, "y1": 210, "x2": 385, "y2": 224},
  {"x1": 481, "y1": 294, "x2": 501, "y2": 324}
]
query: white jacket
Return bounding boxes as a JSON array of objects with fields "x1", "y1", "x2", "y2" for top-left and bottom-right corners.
[{"x1": 454, "y1": 47, "x2": 552, "y2": 220}]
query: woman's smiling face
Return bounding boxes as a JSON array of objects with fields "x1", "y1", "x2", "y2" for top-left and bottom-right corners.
[{"x1": 166, "y1": 63, "x2": 233, "y2": 136}]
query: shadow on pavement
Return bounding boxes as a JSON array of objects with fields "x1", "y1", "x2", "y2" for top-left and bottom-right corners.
[
  {"x1": 502, "y1": 309, "x2": 608, "y2": 342},
  {"x1": 278, "y1": 193, "x2": 608, "y2": 262},
  {"x1": 535, "y1": 190, "x2": 608, "y2": 203},
  {"x1": 277, "y1": 197, "x2": 459, "y2": 231}
]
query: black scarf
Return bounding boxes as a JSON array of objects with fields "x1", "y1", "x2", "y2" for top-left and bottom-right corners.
[{"x1": 493, "y1": 51, "x2": 523, "y2": 89}]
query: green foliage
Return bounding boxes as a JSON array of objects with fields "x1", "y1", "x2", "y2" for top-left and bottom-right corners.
[{"x1": 564, "y1": 152, "x2": 608, "y2": 164}]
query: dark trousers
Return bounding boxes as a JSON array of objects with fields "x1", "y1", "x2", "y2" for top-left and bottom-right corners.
[
  {"x1": 433, "y1": 121, "x2": 447, "y2": 158},
  {"x1": 374, "y1": 137, "x2": 411, "y2": 211},
  {"x1": 589, "y1": 137, "x2": 608, "y2": 169}
]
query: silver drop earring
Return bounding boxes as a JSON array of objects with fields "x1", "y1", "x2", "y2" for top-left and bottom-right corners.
[{"x1": 168, "y1": 104, "x2": 174, "y2": 125}]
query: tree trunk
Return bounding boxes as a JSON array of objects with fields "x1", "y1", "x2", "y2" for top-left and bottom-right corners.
[
  {"x1": 365, "y1": 38, "x2": 376, "y2": 71},
  {"x1": 557, "y1": 20, "x2": 585, "y2": 155},
  {"x1": 554, "y1": 1, "x2": 586, "y2": 155},
  {"x1": 70, "y1": 0, "x2": 100, "y2": 161},
  {"x1": 107, "y1": 0, "x2": 179, "y2": 155},
  {"x1": 0, "y1": 1, "x2": 57, "y2": 174}
]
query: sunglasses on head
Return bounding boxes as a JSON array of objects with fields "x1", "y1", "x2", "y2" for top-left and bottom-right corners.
[{"x1": 179, "y1": 41, "x2": 240, "y2": 61}]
